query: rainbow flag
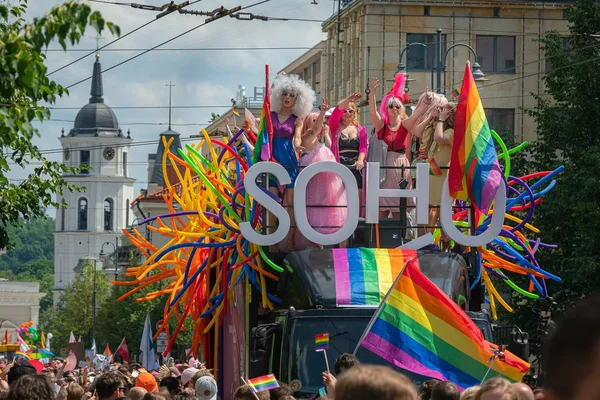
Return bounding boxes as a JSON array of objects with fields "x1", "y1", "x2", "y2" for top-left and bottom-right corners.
[
  {"x1": 252, "y1": 65, "x2": 274, "y2": 164},
  {"x1": 359, "y1": 259, "x2": 529, "y2": 389},
  {"x1": 452, "y1": 88, "x2": 460, "y2": 101},
  {"x1": 14, "y1": 351, "x2": 30, "y2": 360},
  {"x1": 247, "y1": 374, "x2": 279, "y2": 392},
  {"x1": 232, "y1": 108, "x2": 241, "y2": 118},
  {"x1": 315, "y1": 333, "x2": 329, "y2": 351},
  {"x1": 449, "y1": 62, "x2": 502, "y2": 213}
]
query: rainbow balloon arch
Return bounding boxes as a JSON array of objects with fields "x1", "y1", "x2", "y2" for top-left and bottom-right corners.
[{"x1": 115, "y1": 128, "x2": 562, "y2": 370}]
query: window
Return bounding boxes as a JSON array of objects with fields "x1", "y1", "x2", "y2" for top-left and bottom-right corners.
[
  {"x1": 80, "y1": 150, "x2": 90, "y2": 174},
  {"x1": 303, "y1": 67, "x2": 309, "y2": 83},
  {"x1": 485, "y1": 108, "x2": 515, "y2": 136},
  {"x1": 311, "y1": 62, "x2": 317, "y2": 91},
  {"x1": 61, "y1": 199, "x2": 66, "y2": 231},
  {"x1": 123, "y1": 152, "x2": 127, "y2": 176},
  {"x1": 78, "y1": 198, "x2": 88, "y2": 231},
  {"x1": 476, "y1": 36, "x2": 516, "y2": 73},
  {"x1": 406, "y1": 33, "x2": 447, "y2": 71},
  {"x1": 126, "y1": 199, "x2": 130, "y2": 227},
  {"x1": 493, "y1": 7, "x2": 500, "y2": 17},
  {"x1": 104, "y1": 199, "x2": 113, "y2": 231},
  {"x1": 424, "y1": 5, "x2": 430, "y2": 16}
]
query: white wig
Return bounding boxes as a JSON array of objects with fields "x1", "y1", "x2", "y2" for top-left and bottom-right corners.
[{"x1": 270, "y1": 74, "x2": 316, "y2": 119}]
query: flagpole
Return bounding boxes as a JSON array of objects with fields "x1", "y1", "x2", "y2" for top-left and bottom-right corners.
[
  {"x1": 323, "y1": 349, "x2": 330, "y2": 374},
  {"x1": 480, "y1": 355, "x2": 497, "y2": 383},
  {"x1": 241, "y1": 376, "x2": 261, "y2": 400},
  {"x1": 352, "y1": 257, "x2": 415, "y2": 356}
]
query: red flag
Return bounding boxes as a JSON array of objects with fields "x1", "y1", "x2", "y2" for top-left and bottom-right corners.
[
  {"x1": 115, "y1": 338, "x2": 130, "y2": 362},
  {"x1": 4, "y1": 330, "x2": 8, "y2": 345},
  {"x1": 104, "y1": 344, "x2": 112, "y2": 357}
]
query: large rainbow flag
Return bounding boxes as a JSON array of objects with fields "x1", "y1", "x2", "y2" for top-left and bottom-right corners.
[
  {"x1": 448, "y1": 62, "x2": 502, "y2": 213},
  {"x1": 252, "y1": 65, "x2": 274, "y2": 164},
  {"x1": 359, "y1": 259, "x2": 529, "y2": 389}
]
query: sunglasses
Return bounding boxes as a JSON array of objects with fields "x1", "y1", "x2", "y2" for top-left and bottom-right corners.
[
  {"x1": 282, "y1": 91, "x2": 296, "y2": 98},
  {"x1": 343, "y1": 109, "x2": 355, "y2": 114},
  {"x1": 388, "y1": 104, "x2": 402, "y2": 110}
]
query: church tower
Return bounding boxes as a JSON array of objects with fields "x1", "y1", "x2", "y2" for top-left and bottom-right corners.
[{"x1": 53, "y1": 55, "x2": 135, "y2": 305}]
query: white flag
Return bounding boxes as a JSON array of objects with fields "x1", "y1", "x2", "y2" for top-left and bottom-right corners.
[
  {"x1": 140, "y1": 313, "x2": 155, "y2": 370},
  {"x1": 69, "y1": 332, "x2": 76, "y2": 343},
  {"x1": 77, "y1": 336, "x2": 82, "y2": 343},
  {"x1": 91, "y1": 338, "x2": 97, "y2": 355},
  {"x1": 16, "y1": 331, "x2": 30, "y2": 352}
]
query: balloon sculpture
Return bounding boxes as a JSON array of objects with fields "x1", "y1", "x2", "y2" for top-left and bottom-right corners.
[
  {"x1": 432, "y1": 131, "x2": 563, "y2": 320},
  {"x1": 18, "y1": 321, "x2": 39, "y2": 343}
]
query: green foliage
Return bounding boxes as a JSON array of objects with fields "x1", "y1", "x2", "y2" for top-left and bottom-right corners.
[
  {"x1": 508, "y1": 0, "x2": 600, "y2": 339},
  {"x1": 0, "y1": 0, "x2": 119, "y2": 250}
]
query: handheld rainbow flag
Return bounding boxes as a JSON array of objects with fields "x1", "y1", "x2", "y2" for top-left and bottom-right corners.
[
  {"x1": 315, "y1": 333, "x2": 330, "y2": 352},
  {"x1": 452, "y1": 88, "x2": 460, "y2": 101},
  {"x1": 247, "y1": 374, "x2": 280, "y2": 392},
  {"x1": 448, "y1": 62, "x2": 502, "y2": 213},
  {"x1": 104, "y1": 344, "x2": 112, "y2": 357},
  {"x1": 359, "y1": 258, "x2": 529, "y2": 389},
  {"x1": 232, "y1": 108, "x2": 241, "y2": 118},
  {"x1": 428, "y1": 158, "x2": 443, "y2": 176},
  {"x1": 252, "y1": 65, "x2": 274, "y2": 163},
  {"x1": 14, "y1": 351, "x2": 30, "y2": 360}
]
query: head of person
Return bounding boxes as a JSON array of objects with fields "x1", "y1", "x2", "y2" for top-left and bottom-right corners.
[
  {"x1": 7, "y1": 359, "x2": 36, "y2": 385},
  {"x1": 475, "y1": 378, "x2": 518, "y2": 400},
  {"x1": 234, "y1": 384, "x2": 270, "y2": 400},
  {"x1": 142, "y1": 393, "x2": 170, "y2": 400},
  {"x1": 195, "y1": 375, "x2": 218, "y2": 400},
  {"x1": 543, "y1": 295, "x2": 600, "y2": 400},
  {"x1": 334, "y1": 364, "x2": 417, "y2": 400},
  {"x1": 192, "y1": 368, "x2": 214, "y2": 387},
  {"x1": 431, "y1": 381, "x2": 460, "y2": 400},
  {"x1": 64, "y1": 382, "x2": 85, "y2": 400},
  {"x1": 135, "y1": 372, "x2": 159, "y2": 393},
  {"x1": 128, "y1": 386, "x2": 148, "y2": 400},
  {"x1": 302, "y1": 112, "x2": 320, "y2": 135},
  {"x1": 341, "y1": 102, "x2": 360, "y2": 126},
  {"x1": 512, "y1": 383, "x2": 534, "y2": 400},
  {"x1": 7, "y1": 374, "x2": 54, "y2": 400},
  {"x1": 333, "y1": 353, "x2": 360, "y2": 375},
  {"x1": 415, "y1": 92, "x2": 448, "y2": 125},
  {"x1": 461, "y1": 386, "x2": 480, "y2": 400},
  {"x1": 380, "y1": 73, "x2": 409, "y2": 125},
  {"x1": 181, "y1": 367, "x2": 199, "y2": 389},
  {"x1": 270, "y1": 74, "x2": 316, "y2": 119},
  {"x1": 96, "y1": 371, "x2": 127, "y2": 400},
  {"x1": 269, "y1": 381, "x2": 293, "y2": 399},
  {"x1": 441, "y1": 103, "x2": 457, "y2": 129},
  {"x1": 168, "y1": 366, "x2": 181, "y2": 378},
  {"x1": 159, "y1": 376, "x2": 181, "y2": 395},
  {"x1": 419, "y1": 379, "x2": 440, "y2": 400}
]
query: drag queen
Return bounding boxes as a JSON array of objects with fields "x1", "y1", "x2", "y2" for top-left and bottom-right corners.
[
  {"x1": 368, "y1": 74, "x2": 432, "y2": 219},
  {"x1": 269, "y1": 74, "x2": 316, "y2": 250},
  {"x1": 294, "y1": 98, "x2": 348, "y2": 249}
]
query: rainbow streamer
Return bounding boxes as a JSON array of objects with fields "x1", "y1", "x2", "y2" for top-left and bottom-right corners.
[
  {"x1": 14, "y1": 351, "x2": 30, "y2": 360},
  {"x1": 449, "y1": 62, "x2": 502, "y2": 213},
  {"x1": 360, "y1": 259, "x2": 529, "y2": 389},
  {"x1": 248, "y1": 374, "x2": 279, "y2": 392},
  {"x1": 315, "y1": 333, "x2": 329, "y2": 351},
  {"x1": 252, "y1": 65, "x2": 274, "y2": 163},
  {"x1": 232, "y1": 108, "x2": 241, "y2": 118}
]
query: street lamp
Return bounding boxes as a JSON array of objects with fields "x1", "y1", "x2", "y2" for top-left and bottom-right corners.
[
  {"x1": 396, "y1": 43, "x2": 435, "y2": 92},
  {"x1": 100, "y1": 239, "x2": 119, "y2": 281},
  {"x1": 443, "y1": 42, "x2": 489, "y2": 94}
]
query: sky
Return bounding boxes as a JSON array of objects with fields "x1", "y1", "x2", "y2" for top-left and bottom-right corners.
[{"x1": 9, "y1": 0, "x2": 336, "y2": 216}]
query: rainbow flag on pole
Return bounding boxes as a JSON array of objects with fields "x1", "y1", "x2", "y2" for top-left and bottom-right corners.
[
  {"x1": 252, "y1": 65, "x2": 274, "y2": 164},
  {"x1": 359, "y1": 259, "x2": 529, "y2": 389},
  {"x1": 448, "y1": 62, "x2": 502, "y2": 213},
  {"x1": 247, "y1": 374, "x2": 280, "y2": 392},
  {"x1": 315, "y1": 333, "x2": 329, "y2": 351},
  {"x1": 232, "y1": 108, "x2": 241, "y2": 118}
]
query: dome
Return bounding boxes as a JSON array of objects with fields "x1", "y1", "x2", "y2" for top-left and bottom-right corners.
[{"x1": 68, "y1": 56, "x2": 122, "y2": 137}]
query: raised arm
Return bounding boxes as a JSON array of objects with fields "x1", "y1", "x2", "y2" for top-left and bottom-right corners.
[
  {"x1": 368, "y1": 77, "x2": 384, "y2": 132},
  {"x1": 403, "y1": 87, "x2": 433, "y2": 132},
  {"x1": 411, "y1": 109, "x2": 436, "y2": 138},
  {"x1": 312, "y1": 97, "x2": 330, "y2": 137},
  {"x1": 294, "y1": 117, "x2": 304, "y2": 153},
  {"x1": 336, "y1": 92, "x2": 362, "y2": 112},
  {"x1": 434, "y1": 107, "x2": 453, "y2": 145}
]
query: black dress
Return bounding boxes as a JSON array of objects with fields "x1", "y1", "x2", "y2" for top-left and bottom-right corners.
[{"x1": 338, "y1": 134, "x2": 363, "y2": 189}]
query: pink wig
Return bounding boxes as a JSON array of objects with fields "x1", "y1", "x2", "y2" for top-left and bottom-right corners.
[{"x1": 379, "y1": 73, "x2": 410, "y2": 124}]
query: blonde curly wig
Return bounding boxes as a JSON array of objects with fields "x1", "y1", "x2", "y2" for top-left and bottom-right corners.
[{"x1": 270, "y1": 74, "x2": 316, "y2": 119}]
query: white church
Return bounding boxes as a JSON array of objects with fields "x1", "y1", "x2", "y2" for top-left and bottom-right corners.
[{"x1": 53, "y1": 55, "x2": 135, "y2": 305}]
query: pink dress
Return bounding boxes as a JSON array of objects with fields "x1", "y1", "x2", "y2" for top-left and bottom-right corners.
[{"x1": 294, "y1": 143, "x2": 349, "y2": 249}]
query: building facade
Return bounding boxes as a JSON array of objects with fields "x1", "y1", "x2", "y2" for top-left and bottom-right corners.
[
  {"x1": 0, "y1": 282, "x2": 44, "y2": 342},
  {"x1": 53, "y1": 55, "x2": 135, "y2": 305},
  {"x1": 321, "y1": 0, "x2": 572, "y2": 142}
]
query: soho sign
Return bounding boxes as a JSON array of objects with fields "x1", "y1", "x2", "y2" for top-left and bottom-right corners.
[{"x1": 240, "y1": 162, "x2": 506, "y2": 248}]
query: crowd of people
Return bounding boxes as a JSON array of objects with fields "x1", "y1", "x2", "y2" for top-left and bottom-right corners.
[{"x1": 227, "y1": 72, "x2": 456, "y2": 250}]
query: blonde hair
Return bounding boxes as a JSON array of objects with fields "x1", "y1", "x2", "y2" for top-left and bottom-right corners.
[
  {"x1": 474, "y1": 378, "x2": 518, "y2": 400},
  {"x1": 334, "y1": 365, "x2": 417, "y2": 400},
  {"x1": 342, "y1": 102, "x2": 360, "y2": 127},
  {"x1": 460, "y1": 386, "x2": 480, "y2": 400},
  {"x1": 270, "y1": 74, "x2": 316, "y2": 119},
  {"x1": 416, "y1": 93, "x2": 448, "y2": 126}
]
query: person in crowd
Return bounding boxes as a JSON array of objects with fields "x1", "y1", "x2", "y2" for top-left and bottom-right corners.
[
  {"x1": 322, "y1": 353, "x2": 361, "y2": 398},
  {"x1": 234, "y1": 384, "x2": 270, "y2": 399},
  {"x1": 267, "y1": 73, "x2": 316, "y2": 251},
  {"x1": 431, "y1": 381, "x2": 460, "y2": 400},
  {"x1": 6, "y1": 359, "x2": 36, "y2": 387},
  {"x1": 294, "y1": 99, "x2": 348, "y2": 249},
  {"x1": 224, "y1": 117, "x2": 255, "y2": 162},
  {"x1": 128, "y1": 387, "x2": 148, "y2": 400},
  {"x1": 169, "y1": 367, "x2": 181, "y2": 378},
  {"x1": 334, "y1": 364, "x2": 417, "y2": 400},
  {"x1": 194, "y1": 375, "x2": 218, "y2": 400},
  {"x1": 6, "y1": 374, "x2": 55, "y2": 400},
  {"x1": 181, "y1": 367, "x2": 199, "y2": 391},
  {"x1": 136, "y1": 371, "x2": 159, "y2": 393},
  {"x1": 57, "y1": 381, "x2": 85, "y2": 400},
  {"x1": 160, "y1": 376, "x2": 181, "y2": 396},
  {"x1": 474, "y1": 378, "x2": 518, "y2": 400},
  {"x1": 460, "y1": 386, "x2": 480, "y2": 400},
  {"x1": 329, "y1": 92, "x2": 368, "y2": 212},
  {"x1": 419, "y1": 379, "x2": 440, "y2": 400},
  {"x1": 543, "y1": 295, "x2": 600, "y2": 400},
  {"x1": 191, "y1": 368, "x2": 214, "y2": 387},
  {"x1": 368, "y1": 75, "x2": 432, "y2": 219},
  {"x1": 96, "y1": 371, "x2": 127, "y2": 400},
  {"x1": 270, "y1": 381, "x2": 293, "y2": 400},
  {"x1": 143, "y1": 393, "x2": 171, "y2": 400},
  {"x1": 513, "y1": 383, "x2": 534, "y2": 400}
]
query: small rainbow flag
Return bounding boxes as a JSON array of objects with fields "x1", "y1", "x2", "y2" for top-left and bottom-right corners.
[
  {"x1": 449, "y1": 62, "x2": 502, "y2": 213},
  {"x1": 428, "y1": 158, "x2": 443, "y2": 176},
  {"x1": 247, "y1": 374, "x2": 279, "y2": 392},
  {"x1": 252, "y1": 65, "x2": 274, "y2": 164},
  {"x1": 315, "y1": 333, "x2": 329, "y2": 352},
  {"x1": 232, "y1": 108, "x2": 241, "y2": 118},
  {"x1": 359, "y1": 259, "x2": 529, "y2": 389},
  {"x1": 14, "y1": 351, "x2": 30, "y2": 360},
  {"x1": 452, "y1": 88, "x2": 460, "y2": 101}
]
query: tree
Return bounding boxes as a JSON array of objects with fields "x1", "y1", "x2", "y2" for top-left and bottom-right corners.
[
  {"x1": 43, "y1": 260, "x2": 110, "y2": 353},
  {"x1": 0, "y1": 0, "x2": 119, "y2": 249},
  {"x1": 507, "y1": 0, "x2": 600, "y2": 342}
]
